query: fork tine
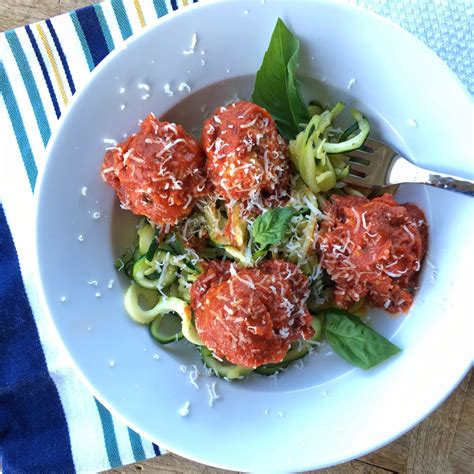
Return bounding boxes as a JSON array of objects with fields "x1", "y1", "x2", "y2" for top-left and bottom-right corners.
[
  {"x1": 346, "y1": 148, "x2": 373, "y2": 158},
  {"x1": 364, "y1": 138, "x2": 396, "y2": 155},
  {"x1": 342, "y1": 138, "x2": 397, "y2": 187},
  {"x1": 347, "y1": 154, "x2": 371, "y2": 165},
  {"x1": 343, "y1": 174, "x2": 373, "y2": 186},
  {"x1": 346, "y1": 155, "x2": 379, "y2": 173},
  {"x1": 345, "y1": 161, "x2": 370, "y2": 175}
]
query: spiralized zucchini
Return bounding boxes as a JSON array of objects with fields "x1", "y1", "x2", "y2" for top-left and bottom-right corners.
[
  {"x1": 203, "y1": 199, "x2": 253, "y2": 266},
  {"x1": 289, "y1": 103, "x2": 369, "y2": 193},
  {"x1": 124, "y1": 283, "x2": 161, "y2": 324},
  {"x1": 269, "y1": 178, "x2": 321, "y2": 276},
  {"x1": 118, "y1": 218, "x2": 204, "y2": 345},
  {"x1": 125, "y1": 284, "x2": 203, "y2": 344}
]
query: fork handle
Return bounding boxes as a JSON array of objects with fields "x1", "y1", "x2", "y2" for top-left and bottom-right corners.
[
  {"x1": 389, "y1": 156, "x2": 474, "y2": 195},
  {"x1": 427, "y1": 172, "x2": 474, "y2": 194}
]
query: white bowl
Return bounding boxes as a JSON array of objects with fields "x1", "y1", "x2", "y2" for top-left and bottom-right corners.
[{"x1": 34, "y1": 0, "x2": 474, "y2": 471}]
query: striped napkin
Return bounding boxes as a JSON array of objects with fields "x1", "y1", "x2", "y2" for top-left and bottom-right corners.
[{"x1": 0, "y1": 0, "x2": 472, "y2": 472}]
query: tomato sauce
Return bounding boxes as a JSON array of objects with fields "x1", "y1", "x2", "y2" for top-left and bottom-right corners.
[
  {"x1": 318, "y1": 193, "x2": 428, "y2": 313},
  {"x1": 101, "y1": 113, "x2": 207, "y2": 225},
  {"x1": 190, "y1": 260, "x2": 314, "y2": 368},
  {"x1": 202, "y1": 101, "x2": 291, "y2": 214}
]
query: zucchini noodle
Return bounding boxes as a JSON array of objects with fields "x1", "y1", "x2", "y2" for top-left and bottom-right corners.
[{"x1": 289, "y1": 103, "x2": 369, "y2": 194}]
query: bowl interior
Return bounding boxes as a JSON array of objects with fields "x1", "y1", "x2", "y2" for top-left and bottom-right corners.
[{"x1": 35, "y1": 1, "x2": 473, "y2": 471}]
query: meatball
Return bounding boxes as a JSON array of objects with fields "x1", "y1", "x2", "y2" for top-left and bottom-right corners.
[
  {"x1": 190, "y1": 260, "x2": 314, "y2": 368},
  {"x1": 101, "y1": 113, "x2": 207, "y2": 225},
  {"x1": 202, "y1": 101, "x2": 291, "y2": 213},
  {"x1": 318, "y1": 193, "x2": 428, "y2": 313}
]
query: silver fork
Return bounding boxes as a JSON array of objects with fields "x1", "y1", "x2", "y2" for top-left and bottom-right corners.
[{"x1": 343, "y1": 138, "x2": 474, "y2": 194}]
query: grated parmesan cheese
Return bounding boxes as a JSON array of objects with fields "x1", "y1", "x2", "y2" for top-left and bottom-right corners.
[
  {"x1": 402, "y1": 224, "x2": 415, "y2": 240},
  {"x1": 205, "y1": 382, "x2": 221, "y2": 407},
  {"x1": 178, "y1": 401, "x2": 190, "y2": 417},
  {"x1": 240, "y1": 116, "x2": 258, "y2": 129},
  {"x1": 188, "y1": 364, "x2": 200, "y2": 389},
  {"x1": 154, "y1": 138, "x2": 185, "y2": 160},
  {"x1": 178, "y1": 82, "x2": 191, "y2": 93},
  {"x1": 347, "y1": 78, "x2": 357, "y2": 90},
  {"x1": 182, "y1": 33, "x2": 197, "y2": 55},
  {"x1": 163, "y1": 83, "x2": 174, "y2": 96}
]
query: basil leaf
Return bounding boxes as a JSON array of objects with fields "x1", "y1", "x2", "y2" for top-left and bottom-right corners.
[
  {"x1": 325, "y1": 309, "x2": 401, "y2": 370},
  {"x1": 252, "y1": 18, "x2": 310, "y2": 140},
  {"x1": 252, "y1": 207, "x2": 295, "y2": 246}
]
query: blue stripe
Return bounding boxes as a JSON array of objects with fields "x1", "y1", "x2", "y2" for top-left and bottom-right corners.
[
  {"x1": 94, "y1": 398, "x2": 122, "y2": 468},
  {"x1": 75, "y1": 6, "x2": 110, "y2": 66},
  {"x1": 170, "y1": 0, "x2": 179, "y2": 11},
  {"x1": 24, "y1": 25, "x2": 61, "y2": 119},
  {"x1": 0, "y1": 206, "x2": 75, "y2": 472},
  {"x1": 127, "y1": 428, "x2": 146, "y2": 461},
  {"x1": 4, "y1": 30, "x2": 51, "y2": 146},
  {"x1": 94, "y1": 4, "x2": 115, "y2": 52},
  {"x1": 152, "y1": 443, "x2": 161, "y2": 456},
  {"x1": 153, "y1": 0, "x2": 168, "y2": 17},
  {"x1": 111, "y1": 0, "x2": 133, "y2": 40},
  {"x1": 70, "y1": 12, "x2": 95, "y2": 71},
  {"x1": 0, "y1": 63, "x2": 38, "y2": 190},
  {"x1": 45, "y1": 19, "x2": 76, "y2": 95}
]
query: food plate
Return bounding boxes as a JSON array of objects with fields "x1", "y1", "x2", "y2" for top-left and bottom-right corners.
[{"x1": 34, "y1": 0, "x2": 473, "y2": 471}]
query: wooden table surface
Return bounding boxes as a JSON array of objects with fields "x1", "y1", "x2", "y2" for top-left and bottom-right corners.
[{"x1": 2, "y1": 1, "x2": 472, "y2": 472}]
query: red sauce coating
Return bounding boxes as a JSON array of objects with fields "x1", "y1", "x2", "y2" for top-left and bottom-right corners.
[
  {"x1": 202, "y1": 101, "x2": 291, "y2": 213},
  {"x1": 318, "y1": 194, "x2": 428, "y2": 313},
  {"x1": 101, "y1": 113, "x2": 207, "y2": 225},
  {"x1": 190, "y1": 260, "x2": 314, "y2": 368}
]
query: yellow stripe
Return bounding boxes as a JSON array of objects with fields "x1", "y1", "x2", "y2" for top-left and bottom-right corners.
[
  {"x1": 134, "y1": 0, "x2": 146, "y2": 28},
  {"x1": 182, "y1": 0, "x2": 189, "y2": 6},
  {"x1": 35, "y1": 23, "x2": 68, "y2": 106}
]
